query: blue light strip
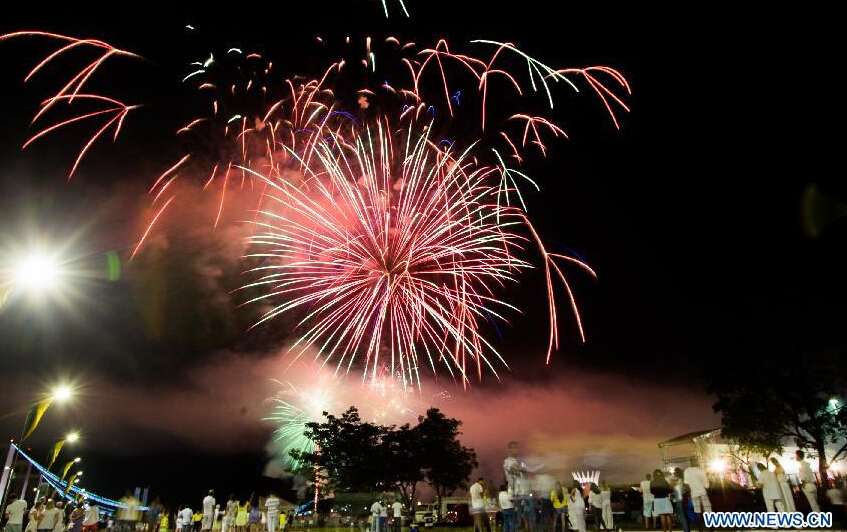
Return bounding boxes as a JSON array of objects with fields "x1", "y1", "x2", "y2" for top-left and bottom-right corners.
[{"x1": 12, "y1": 444, "x2": 148, "y2": 511}]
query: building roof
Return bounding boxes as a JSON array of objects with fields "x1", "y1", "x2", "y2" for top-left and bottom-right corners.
[{"x1": 658, "y1": 428, "x2": 721, "y2": 447}]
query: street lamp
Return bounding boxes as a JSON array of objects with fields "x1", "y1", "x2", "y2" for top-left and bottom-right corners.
[
  {"x1": 0, "y1": 245, "x2": 74, "y2": 312},
  {"x1": 51, "y1": 386, "x2": 74, "y2": 403},
  {"x1": 19, "y1": 384, "x2": 76, "y2": 444},
  {"x1": 9, "y1": 251, "x2": 62, "y2": 293},
  {"x1": 0, "y1": 384, "x2": 79, "y2": 508}
]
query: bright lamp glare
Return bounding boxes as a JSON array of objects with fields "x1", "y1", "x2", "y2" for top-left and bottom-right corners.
[
  {"x1": 709, "y1": 458, "x2": 727, "y2": 473},
  {"x1": 65, "y1": 432, "x2": 80, "y2": 443},
  {"x1": 52, "y1": 386, "x2": 73, "y2": 402},
  {"x1": 12, "y1": 252, "x2": 61, "y2": 292}
]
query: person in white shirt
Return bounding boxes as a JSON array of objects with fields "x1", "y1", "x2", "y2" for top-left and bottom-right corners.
[
  {"x1": 599, "y1": 480, "x2": 613, "y2": 531},
  {"x1": 368, "y1": 500, "x2": 382, "y2": 532},
  {"x1": 202, "y1": 491, "x2": 216, "y2": 532},
  {"x1": 180, "y1": 506, "x2": 194, "y2": 531},
  {"x1": 587, "y1": 484, "x2": 606, "y2": 531},
  {"x1": 390, "y1": 500, "x2": 403, "y2": 532},
  {"x1": 223, "y1": 495, "x2": 238, "y2": 532},
  {"x1": 264, "y1": 493, "x2": 280, "y2": 532},
  {"x1": 567, "y1": 481, "x2": 586, "y2": 532},
  {"x1": 639, "y1": 473, "x2": 655, "y2": 530},
  {"x1": 51, "y1": 503, "x2": 64, "y2": 532},
  {"x1": 684, "y1": 458, "x2": 711, "y2": 532},
  {"x1": 469, "y1": 478, "x2": 485, "y2": 532},
  {"x1": 795, "y1": 450, "x2": 820, "y2": 512},
  {"x1": 770, "y1": 458, "x2": 796, "y2": 512},
  {"x1": 498, "y1": 485, "x2": 515, "y2": 532},
  {"x1": 4, "y1": 494, "x2": 28, "y2": 532},
  {"x1": 503, "y1": 442, "x2": 526, "y2": 499},
  {"x1": 27, "y1": 502, "x2": 43, "y2": 532},
  {"x1": 82, "y1": 501, "x2": 100, "y2": 532},
  {"x1": 756, "y1": 463, "x2": 783, "y2": 512},
  {"x1": 37, "y1": 501, "x2": 61, "y2": 532}
]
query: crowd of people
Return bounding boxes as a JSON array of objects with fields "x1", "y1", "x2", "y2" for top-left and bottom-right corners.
[
  {"x1": 634, "y1": 450, "x2": 847, "y2": 532},
  {"x1": 466, "y1": 475, "x2": 615, "y2": 532},
  {"x1": 7, "y1": 445, "x2": 847, "y2": 532},
  {"x1": 494, "y1": 442, "x2": 612, "y2": 532},
  {"x1": 0, "y1": 493, "x2": 100, "y2": 532},
  {"x1": 162, "y1": 490, "x2": 291, "y2": 532},
  {"x1": 1, "y1": 490, "x2": 291, "y2": 532},
  {"x1": 366, "y1": 497, "x2": 403, "y2": 532}
]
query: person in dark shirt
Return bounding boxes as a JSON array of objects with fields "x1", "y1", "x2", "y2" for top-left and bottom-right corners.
[{"x1": 650, "y1": 469, "x2": 673, "y2": 532}]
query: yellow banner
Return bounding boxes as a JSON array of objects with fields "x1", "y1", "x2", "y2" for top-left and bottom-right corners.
[{"x1": 21, "y1": 398, "x2": 52, "y2": 442}]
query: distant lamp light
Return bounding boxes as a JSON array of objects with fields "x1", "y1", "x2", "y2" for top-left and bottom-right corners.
[
  {"x1": 708, "y1": 458, "x2": 727, "y2": 474},
  {"x1": 65, "y1": 432, "x2": 80, "y2": 443},
  {"x1": 829, "y1": 398, "x2": 840, "y2": 408}
]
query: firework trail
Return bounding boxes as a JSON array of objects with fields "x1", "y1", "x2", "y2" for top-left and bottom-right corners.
[{"x1": 1, "y1": 23, "x2": 630, "y2": 387}]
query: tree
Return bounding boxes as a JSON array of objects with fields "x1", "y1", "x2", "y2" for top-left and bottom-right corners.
[
  {"x1": 725, "y1": 440, "x2": 783, "y2": 482},
  {"x1": 709, "y1": 352, "x2": 847, "y2": 488},
  {"x1": 291, "y1": 405, "x2": 475, "y2": 517},
  {"x1": 382, "y1": 423, "x2": 426, "y2": 508},
  {"x1": 416, "y1": 408, "x2": 478, "y2": 520},
  {"x1": 291, "y1": 407, "x2": 389, "y2": 493}
]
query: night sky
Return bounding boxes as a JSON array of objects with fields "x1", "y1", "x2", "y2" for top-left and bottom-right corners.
[{"x1": 0, "y1": 2, "x2": 843, "y2": 506}]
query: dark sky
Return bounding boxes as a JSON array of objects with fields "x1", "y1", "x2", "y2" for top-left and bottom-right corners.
[{"x1": 0, "y1": 1, "x2": 844, "y2": 507}]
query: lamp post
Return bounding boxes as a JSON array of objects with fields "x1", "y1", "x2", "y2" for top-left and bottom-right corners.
[
  {"x1": 1, "y1": 247, "x2": 79, "y2": 506},
  {"x1": 0, "y1": 385, "x2": 76, "y2": 508}
]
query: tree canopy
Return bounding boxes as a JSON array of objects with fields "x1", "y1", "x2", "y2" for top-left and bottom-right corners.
[
  {"x1": 290, "y1": 407, "x2": 477, "y2": 509},
  {"x1": 709, "y1": 351, "x2": 847, "y2": 487}
]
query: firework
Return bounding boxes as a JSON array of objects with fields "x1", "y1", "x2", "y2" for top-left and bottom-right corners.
[
  {"x1": 265, "y1": 374, "x2": 344, "y2": 466},
  {"x1": 1, "y1": 24, "x2": 630, "y2": 386},
  {"x1": 241, "y1": 121, "x2": 530, "y2": 387},
  {"x1": 265, "y1": 364, "x2": 441, "y2": 466}
]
